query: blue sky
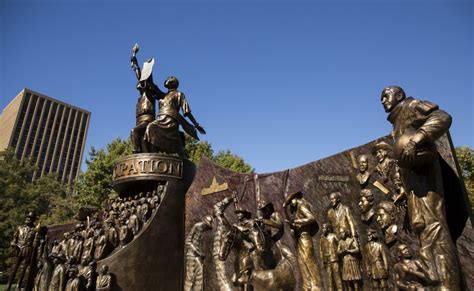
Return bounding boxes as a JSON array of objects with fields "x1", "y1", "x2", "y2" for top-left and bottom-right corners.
[{"x1": 1, "y1": 0, "x2": 472, "y2": 173}]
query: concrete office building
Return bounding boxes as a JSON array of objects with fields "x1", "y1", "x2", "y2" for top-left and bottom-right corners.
[{"x1": 0, "y1": 88, "x2": 91, "y2": 184}]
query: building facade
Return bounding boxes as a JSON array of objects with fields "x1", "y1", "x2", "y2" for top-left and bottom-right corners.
[{"x1": 0, "y1": 88, "x2": 91, "y2": 184}]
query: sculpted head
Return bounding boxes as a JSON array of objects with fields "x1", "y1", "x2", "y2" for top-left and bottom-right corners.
[
  {"x1": 164, "y1": 76, "x2": 179, "y2": 90},
  {"x1": 376, "y1": 201, "x2": 396, "y2": 230},
  {"x1": 100, "y1": 264, "x2": 109, "y2": 275},
  {"x1": 397, "y1": 244, "x2": 412, "y2": 259},
  {"x1": 381, "y1": 86, "x2": 406, "y2": 113},
  {"x1": 358, "y1": 155, "x2": 369, "y2": 172},
  {"x1": 329, "y1": 192, "x2": 341, "y2": 208},
  {"x1": 339, "y1": 228, "x2": 349, "y2": 240},
  {"x1": 202, "y1": 215, "x2": 213, "y2": 229},
  {"x1": 372, "y1": 141, "x2": 392, "y2": 163},
  {"x1": 25, "y1": 212, "x2": 35, "y2": 226},
  {"x1": 322, "y1": 223, "x2": 332, "y2": 236},
  {"x1": 366, "y1": 228, "x2": 378, "y2": 241},
  {"x1": 359, "y1": 189, "x2": 374, "y2": 213}
]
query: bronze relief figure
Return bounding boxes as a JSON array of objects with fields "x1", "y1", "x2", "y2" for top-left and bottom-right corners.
[{"x1": 283, "y1": 191, "x2": 322, "y2": 291}]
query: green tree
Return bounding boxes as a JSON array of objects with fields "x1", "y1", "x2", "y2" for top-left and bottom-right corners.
[
  {"x1": 184, "y1": 135, "x2": 253, "y2": 173},
  {"x1": 0, "y1": 149, "x2": 73, "y2": 272},
  {"x1": 74, "y1": 138, "x2": 132, "y2": 208},
  {"x1": 184, "y1": 135, "x2": 214, "y2": 165},
  {"x1": 456, "y1": 146, "x2": 474, "y2": 212},
  {"x1": 213, "y1": 150, "x2": 254, "y2": 173}
]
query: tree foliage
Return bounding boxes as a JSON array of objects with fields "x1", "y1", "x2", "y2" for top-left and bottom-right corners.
[
  {"x1": 456, "y1": 146, "x2": 474, "y2": 212},
  {"x1": 184, "y1": 135, "x2": 254, "y2": 173},
  {"x1": 213, "y1": 150, "x2": 254, "y2": 174},
  {"x1": 0, "y1": 149, "x2": 74, "y2": 272}
]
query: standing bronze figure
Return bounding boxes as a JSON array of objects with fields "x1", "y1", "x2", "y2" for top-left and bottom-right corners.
[
  {"x1": 337, "y1": 228, "x2": 362, "y2": 291},
  {"x1": 364, "y1": 229, "x2": 388, "y2": 290},
  {"x1": 326, "y1": 192, "x2": 357, "y2": 238},
  {"x1": 6, "y1": 212, "x2": 38, "y2": 291},
  {"x1": 283, "y1": 191, "x2": 322, "y2": 291},
  {"x1": 184, "y1": 215, "x2": 213, "y2": 291},
  {"x1": 381, "y1": 85, "x2": 461, "y2": 289},
  {"x1": 130, "y1": 44, "x2": 164, "y2": 153},
  {"x1": 320, "y1": 223, "x2": 343, "y2": 291}
]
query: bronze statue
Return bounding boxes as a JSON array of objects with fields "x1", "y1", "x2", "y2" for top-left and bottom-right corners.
[
  {"x1": 79, "y1": 260, "x2": 96, "y2": 291},
  {"x1": 105, "y1": 219, "x2": 119, "y2": 249},
  {"x1": 375, "y1": 201, "x2": 398, "y2": 245},
  {"x1": 320, "y1": 223, "x2": 343, "y2": 291},
  {"x1": 127, "y1": 207, "x2": 141, "y2": 236},
  {"x1": 283, "y1": 191, "x2": 322, "y2": 291},
  {"x1": 64, "y1": 266, "x2": 81, "y2": 291},
  {"x1": 364, "y1": 229, "x2": 388, "y2": 290},
  {"x1": 212, "y1": 197, "x2": 233, "y2": 291},
  {"x1": 224, "y1": 208, "x2": 261, "y2": 290},
  {"x1": 33, "y1": 248, "x2": 53, "y2": 291},
  {"x1": 184, "y1": 215, "x2": 213, "y2": 291},
  {"x1": 381, "y1": 85, "x2": 461, "y2": 288},
  {"x1": 145, "y1": 75, "x2": 206, "y2": 156},
  {"x1": 337, "y1": 228, "x2": 362, "y2": 291},
  {"x1": 394, "y1": 244, "x2": 429, "y2": 290},
  {"x1": 81, "y1": 229, "x2": 95, "y2": 265},
  {"x1": 356, "y1": 154, "x2": 371, "y2": 187},
  {"x1": 96, "y1": 265, "x2": 112, "y2": 291},
  {"x1": 358, "y1": 189, "x2": 375, "y2": 223},
  {"x1": 94, "y1": 228, "x2": 107, "y2": 260},
  {"x1": 6, "y1": 212, "x2": 38, "y2": 291},
  {"x1": 254, "y1": 201, "x2": 297, "y2": 291},
  {"x1": 130, "y1": 44, "x2": 164, "y2": 153},
  {"x1": 327, "y1": 191, "x2": 357, "y2": 238},
  {"x1": 256, "y1": 201, "x2": 284, "y2": 243},
  {"x1": 49, "y1": 257, "x2": 67, "y2": 291},
  {"x1": 372, "y1": 142, "x2": 396, "y2": 183}
]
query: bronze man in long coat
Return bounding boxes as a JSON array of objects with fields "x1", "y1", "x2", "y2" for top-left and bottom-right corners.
[{"x1": 380, "y1": 85, "x2": 461, "y2": 289}]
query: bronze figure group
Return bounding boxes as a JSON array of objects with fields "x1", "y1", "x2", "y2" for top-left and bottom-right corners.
[
  {"x1": 6, "y1": 185, "x2": 164, "y2": 291},
  {"x1": 130, "y1": 44, "x2": 205, "y2": 156}
]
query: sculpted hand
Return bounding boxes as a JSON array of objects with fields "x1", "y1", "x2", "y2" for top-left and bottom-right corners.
[{"x1": 402, "y1": 140, "x2": 417, "y2": 163}]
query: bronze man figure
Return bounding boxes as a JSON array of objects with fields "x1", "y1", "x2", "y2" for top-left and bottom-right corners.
[
  {"x1": 326, "y1": 192, "x2": 357, "y2": 238},
  {"x1": 7, "y1": 212, "x2": 38, "y2": 291},
  {"x1": 381, "y1": 85, "x2": 461, "y2": 289},
  {"x1": 184, "y1": 215, "x2": 213, "y2": 291}
]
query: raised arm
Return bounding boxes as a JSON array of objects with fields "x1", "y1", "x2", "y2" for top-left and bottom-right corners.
[{"x1": 130, "y1": 43, "x2": 141, "y2": 81}]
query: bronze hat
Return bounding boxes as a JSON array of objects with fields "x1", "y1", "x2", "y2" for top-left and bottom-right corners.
[
  {"x1": 283, "y1": 191, "x2": 303, "y2": 207},
  {"x1": 372, "y1": 141, "x2": 392, "y2": 154}
]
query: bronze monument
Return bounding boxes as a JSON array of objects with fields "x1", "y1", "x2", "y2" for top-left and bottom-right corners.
[{"x1": 5, "y1": 49, "x2": 473, "y2": 291}]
